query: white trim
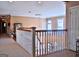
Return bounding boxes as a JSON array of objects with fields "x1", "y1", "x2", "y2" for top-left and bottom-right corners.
[{"x1": 69, "y1": 5, "x2": 79, "y2": 9}]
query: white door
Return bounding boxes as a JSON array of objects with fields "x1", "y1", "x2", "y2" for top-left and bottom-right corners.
[{"x1": 69, "y1": 6, "x2": 79, "y2": 51}]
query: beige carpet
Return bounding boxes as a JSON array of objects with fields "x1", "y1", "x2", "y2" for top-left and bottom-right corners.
[
  {"x1": 41, "y1": 50, "x2": 76, "y2": 57},
  {"x1": 0, "y1": 43, "x2": 31, "y2": 57},
  {"x1": 0, "y1": 34, "x2": 31, "y2": 57}
]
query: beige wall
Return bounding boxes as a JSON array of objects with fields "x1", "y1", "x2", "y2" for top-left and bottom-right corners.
[
  {"x1": 10, "y1": 16, "x2": 66, "y2": 31},
  {"x1": 10, "y1": 16, "x2": 46, "y2": 31},
  {"x1": 51, "y1": 16, "x2": 66, "y2": 30},
  {"x1": 51, "y1": 17, "x2": 57, "y2": 29}
]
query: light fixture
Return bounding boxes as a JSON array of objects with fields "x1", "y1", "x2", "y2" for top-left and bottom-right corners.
[
  {"x1": 36, "y1": 1, "x2": 43, "y2": 6},
  {"x1": 9, "y1": 1, "x2": 15, "y2": 3},
  {"x1": 35, "y1": 14, "x2": 41, "y2": 16},
  {"x1": 2, "y1": 19, "x2": 5, "y2": 21},
  {"x1": 38, "y1": 1, "x2": 41, "y2": 4},
  {"x1": 9, "y1": 1, "x2": 13, "y2": 2},
  {"x1": 28, "y1": 11, "x2": 31, "y2": 13}
]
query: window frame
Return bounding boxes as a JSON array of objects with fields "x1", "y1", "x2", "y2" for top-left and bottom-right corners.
[
  {"x1": 57, "y1": 17, "x2": 64, "y2": 30},
  {"x1": 46, "y1": 18, "x2": 52, "y2": 30}
]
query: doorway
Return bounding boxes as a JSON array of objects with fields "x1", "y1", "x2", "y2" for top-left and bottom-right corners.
[
  {"x1": 1, "y1": 22, "x2": 7, "y2": 33},
  {"x1": 0, "y1": 20, "x2": 7, "y2": 33},
  {"x1": 0, "y1": 15, "x2": 10, "y2": 34}
]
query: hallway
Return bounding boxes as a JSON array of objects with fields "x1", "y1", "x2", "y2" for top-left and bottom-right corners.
[
  {"x1": 0, "y1": 33, "x2": 31, "y2": 57},
  {"x1": 0, "y1": 33, "x2": 15, "y2": 45}
]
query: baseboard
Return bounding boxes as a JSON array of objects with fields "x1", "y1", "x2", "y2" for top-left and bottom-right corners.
[{"x1": 65, "y1": 49, "x2": 76, "y2": 52}]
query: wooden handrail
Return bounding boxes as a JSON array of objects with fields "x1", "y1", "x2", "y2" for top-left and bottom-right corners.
[
  {"x1": 36, "y1": 29, "x2": 67, "y2": 32},
  {"x1": 17, "y1": 27, "x2": 37, "y2": 32},
  {"x1": 35, "y1": 29, "x2": 67, "y2": 56},
  {"x1": 18, "y1": 29, "x2": 32, "y2": 32},
  {"x1": 17, "y1": 27, "x2": 67, "y2": 56}
]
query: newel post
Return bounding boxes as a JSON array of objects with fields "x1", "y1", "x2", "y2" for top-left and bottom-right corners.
[{"x1": 31, "y1": 27, "x2": 36, "y2": 57}]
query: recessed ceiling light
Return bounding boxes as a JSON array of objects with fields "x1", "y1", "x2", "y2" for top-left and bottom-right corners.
[
  {"x1": 36, "y1": 1, "x2": 43, "y2": 6},
  {"x1": 9, "y1": 1, "x2": 15, "y2": 3},
  {"x1": 38, "y1": 1, "x2": 41, "y2": 4},
  {"x1": 35, "y1": 14, "x2": 41, "y2": 16},
  {"x1": 28, "y1": 11, "x2": 31, "y2": 13},
  {"x1": 9, "y1": 1, "x2": 13, "y2": 2}
]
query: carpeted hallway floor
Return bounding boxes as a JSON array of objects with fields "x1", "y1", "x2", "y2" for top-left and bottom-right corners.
[
  {"x1": 0, "y1": 33, "x2": 31, "y2": 57},
  {"x1": 41, "y1": 50, "x2": 76, "y2": 57}
]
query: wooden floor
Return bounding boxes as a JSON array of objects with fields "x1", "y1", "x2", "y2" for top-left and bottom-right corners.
[{"x1": 0, "y1": 33, "x2": 77, "y2": 57}]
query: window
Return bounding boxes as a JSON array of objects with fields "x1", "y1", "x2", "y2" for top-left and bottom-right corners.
[
  {"x1": 46, "y1": 17, "x2": 64, "y2": 30},
  {"x1": 57, "y1": 17, "x2": 64, "y2": 30},
  {"x1": 46, "y1": 18, "x2": 52, "y2": 30},
  {"x1": 57, "y1": 17, "x2": 64, "y2": 35}
]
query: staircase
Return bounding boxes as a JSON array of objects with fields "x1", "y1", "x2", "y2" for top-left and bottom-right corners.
[
  {"x1": 16, "y1": 27, "x2": 67, "y2": 57},
  {"x1": 35, "y1": 29, "x2": 67, "y2": 56}
]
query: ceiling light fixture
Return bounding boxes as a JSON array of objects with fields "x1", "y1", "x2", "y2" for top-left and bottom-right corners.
[
  {"x1": 28, "y1": 11, "x2": 31, "y2": 13},
  {"x1": 36, "y1": 1, "x2": 43, "y2": 6},
  {"x1": 38, "y1": 1, "x2": 41, "y2": 4},
  {"x1": 9, "y1": 1, "x2": 13, "y2": 2},
  {"x1": 9, "y1": 1, "x2": 16, "y2": 3},
  {"x1": 35, "y1": 14, "x2": 41, "y2": 16}
]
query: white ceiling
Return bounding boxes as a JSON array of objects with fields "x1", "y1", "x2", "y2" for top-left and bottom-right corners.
[{"x1": 0, "y1": 1, "x2": 65, "y2": 18}]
